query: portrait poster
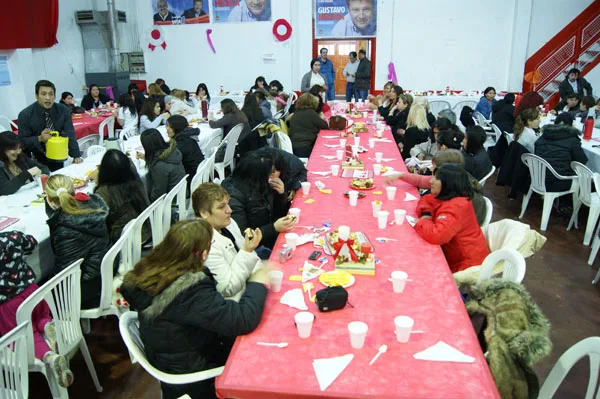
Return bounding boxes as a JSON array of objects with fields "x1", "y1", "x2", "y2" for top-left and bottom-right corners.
[
  {"x1": 315, "y1": 0, "x2": 377, "y2": 38},
  {"x1": 212, "y1": 0, "x2": 272, "y2": 23},
  {"x1": 152, "y1": 0, "x2": 210, "y2": 25}
]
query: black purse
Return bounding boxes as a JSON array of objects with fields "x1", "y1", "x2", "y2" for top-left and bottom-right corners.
[{"x1": 315, "y1": 286, "x2": 349, "y2": 312}]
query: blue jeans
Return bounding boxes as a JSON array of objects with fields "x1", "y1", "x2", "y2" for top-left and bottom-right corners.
[
  {"x1": 325, "y1": 84, "x2": 336, "y2": 101},
  {"x1": 345, "y1": 82, "x2": 355, "y2": 102},
  {"x1": 356, "y1": 90, "x2": 368, "y2": 101}
]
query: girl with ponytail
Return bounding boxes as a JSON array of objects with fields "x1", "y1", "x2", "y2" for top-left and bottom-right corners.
[{"x1": 513, "y1": 108, "x2": 541, "y2": 152}]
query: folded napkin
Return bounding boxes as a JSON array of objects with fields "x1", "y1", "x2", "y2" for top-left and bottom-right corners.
[
  {"x1": 404, "y1": 192, "x2": 418, "y2": 201},
  {"x1": 374, "y1": 138, "x2": 393, "y2": 143},
  {"x1": 381, "y1": 158, "x2": 396, "y2": 162},
  {"x1": 406, "y1": 215, "x2": 418, "y2": 227},
  {"x1": 320, "y1": 155, "x2": 338, "y2": 160},
  {"x1": 302, "y1": 261, "x2": 324, "y2": 282},
  {"x1": 310, "y1": 171, "x2": 331, "y2": 176},
  {"x1": 313, "y1": 354, "x2": 354, "y2": 391},
  {"x1": 413, "y1": 341, "x2": 475, "y2": 363},
  {"x1": 382, "y1": 170, "x2": 398, "y2": 177},
  {"x1": 324, "y1": 144, "x2": 341, "y2": 148},
  {"x1": 280, "y1": 289, "x2": 308, "y2": 310},
  {"x1": 322, "y1": 135, "x2": 339, "y2": 139}
]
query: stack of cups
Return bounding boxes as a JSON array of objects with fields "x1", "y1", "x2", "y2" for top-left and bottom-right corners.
[
  {"x1": 348, "y1": 321, "x2": 368, "y2": 349},
  {"x1": 269, "y1": 270, "x2": 284, "y2": 292},
  {"x1": 330, "y1": 164, "x2": 340, "y2": 176},
  {"x1": 285, "y1": 232, "x2": 299, "y2": 250},
  {"x1": 390, "y1": 271, "x2": 408, "y2": 293},
  {"x1": 348, "y1": 191, "x2": 359, "y2": 206},
  {"x1": 386, "y1": 186, "x2": 397, "y2": 200},
  {"x1": 377, "y1": 210, "x2": 389, "y2": 229},
  {"x1": 295, "y1": 312, "x2": 315, "y2": 338},
  {"x1": 394, "y1": 316, "x2": 414, "y2": 343},
  {"x1": 301, "y1": 182, "x2": 311, "y2": 196}
]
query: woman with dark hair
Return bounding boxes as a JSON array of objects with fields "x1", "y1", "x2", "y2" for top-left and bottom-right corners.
[
  {"x1": 0, "y1": 131, "x2": 49, "y2": 195},
  {"x1": 410, "y1": 118, "x2": 456, "y2": 160},
  {"x1": 289, "y1": 93, "x2": 329, "y2": 157},
  {"x1": 309, "y1": 85, "x2": 330, "y2": 115},
  {"x1": 255, "y1": 146, "x2": 308, "y2": 205},
  {"x1": 301, "y1": 60, "x2": 327, "y2": 93},
  {"x1": 128, "y1": 83, "x2": 145, "y2": 113},
  {"x1": 117, "y1": 93, "x2": 139, "y2": 134},
  {"x1": 121, "y1": 219, "x2": 269, "y2": 399},
  {"x1": 513, "y1": 108, "x2": 541, "y2": 153},
  {"x1": 474, "y1": 87, "x2": 497, "y2": 119},
  {"x1": 139, "y1": 98, "x2": 169, "y2": 134},
  {"x1": 254, "y1": 90, "x2": 273, "y2": 121},
  {"x1": 462, "y1": 126, "x2": 493, "y2": 181},
  {"x1": 514, "y1": 91, "x2": 544, "y2": 117},
  {"x1": 93, "y1": 150, "x2": 150, "y2": 243},
  {"x1": 166, "y1": 115, "x2": 204, "y2": 182},
  {"x1": 60, "y1": 92, "x2": 76, "y2": 112},
  {"x1": 414, "y1": 164, "x2": 489, "y2": 273},
  {"x1": 81, "y1": 84, "x2": 111, "y2": 110},
  {"x1": 436, "y1": 128, "x2": 465, "y2": 151},
  {"x1": 148, "y1": 83, "x2": 167, "y2": 112},
  {"x1": 492, "y1": 93, "x2": 516, "y2": 133},
  {"x1": 140, "y1": 129, "x2": 186, "y2": 201},
  {"x1": 209, "y1": 99, "x2": 253, "y2": 160},
  {"x1": 269, "y1": 80, "x2": 284, "y2": 96},
  {"x1": 249, "y1": 76, "x2": 267, "y2": 93},
  {"x1": 378, "y1": 85, "x2": 402, "y2": 118},
  {"x1": 195, "y1": 83, "x2": 211, "y2": 104},
  {"x1": 242, "y1": 93, "x2": 265, "y2": 129},
  {"x1": 385, "y1": 93, "x2": 410, "y2": 137},
  {"x1": 221, "y1": 152, "x2": 296, "y2": 249}
]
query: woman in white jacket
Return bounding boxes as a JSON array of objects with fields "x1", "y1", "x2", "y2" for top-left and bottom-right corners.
[
  {"x1": 170, "y1": 89, "x2": 198, "y2": 116},
  {"x1": 192, "y1": 182, "x2": 262, "y2": 301}
]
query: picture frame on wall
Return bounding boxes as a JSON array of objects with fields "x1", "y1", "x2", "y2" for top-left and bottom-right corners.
[
  {"x1": 315, "y1": 0, "x2": 377, "y2": 38},
  {"x1": 212, "y1": 0, "x2": 272, "y2": 23},
  {"x1": 153, "y1": 0, "x2": 210, "y2": 25}
]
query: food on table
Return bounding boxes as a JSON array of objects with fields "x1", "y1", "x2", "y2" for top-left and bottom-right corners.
[
  {"x1": 188, "y1": 118, "x2": 203, "y2": 124},
  {"x1": 319, "y1": 270, "x2": 354, "y2": 287},
  {"x1": 352, "y1": 122, "x2": 369, "y2": 133},
  {"x1": 350, "y1": 178, "x2": 374, "y2": 189},
  {"x1": 343, "y1": 191, "x2": 366, "y2": 198},
  {"x1": 70, "y1": 177, "x2": 87, "y2": 188}
]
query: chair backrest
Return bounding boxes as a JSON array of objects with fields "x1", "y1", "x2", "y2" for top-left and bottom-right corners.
[
  {"x1": 477, "y1": 248, "x2": 526, "y2": 284},
  {"x1": 202, "y1": 130, "x2": 223, "y2": 158},
  {"x1": 162, "y1": 174, "x2": 189, "y2": 234},
  {"x1": 479, "y1": 165, "x2": 496, "y2": 186},
  {"x1": 0, "y1": 115, "x2": 18, "y2": 132},
  {"x1": 474, "y1": 111, "x2": 489, "y2": 126},
  {"x1": 218, "y1": 123, "x2": 245, "y2": 169},
  {"x1": 98, "y1": 116, "x2": 116, "y2": 145},
  {"x1": 490, "y1": 123, "x2": 503, "y2": 143},
  {"x1": 119, "y1": 312, "x2": 224, "y2": 385},
  {"x1": 0, "y1": 321, "x2": 29, "y2": 399},
  {"x1": 452, "y1": 100, "x2": 478, "y2": 114},
  {"x1": 481, "y1": 196, "x2": 493, "y2": 230},
  {"x1": 428, "y1": 101, "x2": 451, "y2": 116},
  {"x1": 571, "y1": 161, "x2": 594, "y2": 207},
  {"x1": 118, "y1": 219, "x2": 136, "y2": 275},
  {"x1": 119, "y1": 128, "x2": 139, "y2": 141},
  {"x1": 77, "y1": 134, "x2": 100, "y2": 156},
  {"x1": 86, "y1": 145, "x2": 106, "y2": 158},
  {"x1": 521, "y1": 153, "x2": 550, "y2": 193},
  {"x1": 132, "y1": 194, "x2": 166, "y2": 264},
  {"x1": 504, "y1": 131, "x2": 514, "y2": 145},
  {"x1": 16, "y1": 260, "x2": 84, "y2": 363},
  {"x1": 190, "y1": 151, "x2": 217, "y2": 197},
  {"x1": 537, "y1": 336, "x2": 600, "y2": 399},
  {"x1": 285, "y1": 92, "x2": 298, "y2": 115}
]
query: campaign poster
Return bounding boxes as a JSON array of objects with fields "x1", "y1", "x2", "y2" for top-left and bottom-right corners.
[
  {"x1": 153, "y1": 0, "x2": 210, "y2": 25},
  {"x1": 315, "y1": 0, "x2": 377, "y2": 38},
  {"x1": 0, "y1": 56, "x2": 10, "y2": 86},
  {"x1": 212, "y1": 0, "x2": 272, "y2": 23}
]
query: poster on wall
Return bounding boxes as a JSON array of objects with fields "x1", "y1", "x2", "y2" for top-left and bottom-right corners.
[
  {"x1": 315, "y1": 0, "x2": 377, "y2": 38},
  {"x1": 212, "y1": 0, "x2": 272, "y2": 23},
  {"x1": 0, "y1": 56, "x2": 10, "y2": 86},
  {"x1": 152, "y1": 0, "x2": 210, "y2": 25}
]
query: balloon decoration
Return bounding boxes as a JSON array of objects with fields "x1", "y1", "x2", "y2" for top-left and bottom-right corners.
[
  {"x1": 387, "y1": 62, "x2": 398, "y2": 84},
  {"x1": 273, "y1": 19, "x2": 292, "y2": 42},
  {"x1": 147, "y1": 26, "x2": 166, "y2": 51},
  {"x1": 206, "y1": 29, "x2": 216, "y2": 53}
]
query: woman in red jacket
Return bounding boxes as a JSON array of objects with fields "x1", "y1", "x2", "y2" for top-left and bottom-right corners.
[{"x1": 414, "y1": 164, "x2": 489, "y2": 273}]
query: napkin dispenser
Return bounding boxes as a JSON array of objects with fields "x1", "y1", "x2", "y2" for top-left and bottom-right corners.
[{"x1": 45, "y1": 131, "x2": 68, "y2": 161}]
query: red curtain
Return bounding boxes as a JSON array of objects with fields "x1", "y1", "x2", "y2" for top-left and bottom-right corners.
[{"x1": 0, "y1": 0, "x2": 58, "y2": 49}]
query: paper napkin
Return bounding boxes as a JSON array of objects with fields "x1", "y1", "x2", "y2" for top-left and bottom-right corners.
[
  {"x1": 324, "y1": 144, "x2": 340, "y2": 148},
  {"x1": 322, "y1": 135, "x2": 339, "y2": 139},
  {"x1": 310, "y1": 171, "x2": 332, "y2": 176},
  {"x1": 280, "y1": 288, "x2": 308, "y2": 310},
  {"x1": 313, "y1": 354, "x2": 354, "y2": 391},
  {"x1": 320, "y1": 155, "x2": 338, "y2": 160},
  {"x1": 413, "y1": 341, "x2": 475, "y2": 363},
  {"x1": 374, "y1": 138, "x2": 393, "y2": 143},
  {"x1": 302, "y1": 261, "x2": 324, "y2": 282},
  {"x1": 404, "y1": 192, "x2": 418, "y2": 201},
  {"x1": 381, "y1": 170, "x2": 398, "y2": 177},
  {"x1": 406, "y1": 216, "x2": 418, "y2": 227}
]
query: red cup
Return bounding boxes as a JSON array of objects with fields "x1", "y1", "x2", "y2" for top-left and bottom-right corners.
[
  {"x1": 360, "y1": 243, "x2": 372, "y2": 256},
  {"x1": 40, "y1": 174, "x2": 49, "y2": 192}
]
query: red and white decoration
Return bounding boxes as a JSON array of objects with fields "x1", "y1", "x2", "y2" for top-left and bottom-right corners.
[{"x1": 147, "y1": 26, "x2": 167, "y2": 51}]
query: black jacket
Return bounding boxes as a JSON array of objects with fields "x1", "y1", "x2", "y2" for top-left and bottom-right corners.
[
  {"x1": 386, "y1": 108, "x2": 409, "y2": 141},
  {"x1": 81, "y1": 93, "x2": 112, "y2": 111},
  {"x1": 289, "y1": 109, "x2": 328, "y2": 154},
  {"x1": 121, "y1": 270, "x2": 267, "y2": 397},
  {"x1": 464, "y1": 148, "x2": 493, "y2": 181},
  {"x1": 558, "y1": 77, "x2": 593, "y2": 101},
  {"x1": 492, "y1": 100, "x2": 515, "y2": 134},
  {"x1": 355, "y1": 57, "x2": 371, "y2": 91},
  {"x1": 255, "y1": 147, "x2": 308, "y2": 192},
  {"x1": 146, "y1": 140, "x2": 187, "y2": 202},
  {"x1": 174, "y1": 127, "x2": 204, "y2": 180},
  {"x1": 0, "y1": 157, "x2": 49, "y2": 195},
  {"x1": 401, "y1": 127, "x2": 429, "y2": 160},
  {"x1": 497, "y1": 141, "x2": 531, "y2": 199}
]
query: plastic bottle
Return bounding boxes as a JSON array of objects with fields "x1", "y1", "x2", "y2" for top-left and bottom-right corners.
[
  {"x1": 201, "y1": 100, "x2": 208, "y2": 119},
  {"x1": 583, "y1": 115, "x2": 594, "y2": 140}
]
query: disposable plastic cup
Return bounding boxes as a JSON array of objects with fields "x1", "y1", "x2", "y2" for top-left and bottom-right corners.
[
  {"x1": 40, "y1": 174, "x2": 49, "y2": 191},
  {"x1": 394, "y1": 316, "x2": 414, "y2": 343},
  {"x1": 301, "y1": 182, "x2": 311, "y2": 196},
  {"x1": 285, "y1": 233, "x2": 299, "y2": 250},
  {"x1": 358, "y1": 99, "x2": 363, "y2": 104},
  {"x1": 377, "y1": 211, "x2": 390, "y2": 229},
  {"x1": 394, "y1": 209, "x2": 406, "y2": 225},
  {"x1": 368, "y1": 138, "x2": 375, "y2": 148},
  {"x1": 336, "y1": 149, "x2": 344, "y2": 160},
  {"x1": 376, "y1": 129, "x2": 383, "y2": 138},
  {"x1": 391, "y1": 271, "x2": 408, "y2": 293},
  {"x1": 340, "y1": 138, "x2": 347, "y2": 148},
  {"x1": 372, "y1": 200, "x2": 382, "y2": 217},
  {"x1": 331, "y1": 164, "x2": 340, "y2": 176},
  {"x1": 354, "y1": 136, "x2": 360, "y2": 147},
  {"x1": 288, "y1": 208, "x2": 301, "y2": 223},
  {"x1": 269, "y1": 270, "x2": 284, "y2": 292},
  {"x1": 362, "y1": 111, "x2": 368, "y2": 119},
  {"x1": 386, "y1": 186, "x2": 397, "y2": 200},
  {"x1": 338, "y1": 225, "x2": 350, "y2": 240},
  {"x1": 375, "y1": 152, "x2": 383, "y2": 163},
  {"x1": 348, "y1": 190, "x2": 359, "y2": 206},
  {"x1": 373, "y1": 163, "x2": 382, "y2": 176},
  {"x1": 348, "y1": 321, "x2": 368, "y2": 349},
  {"x1": 295, "y1": 312, "x2": 315, "y2": 338},
  {"x1": 376, "y1": 121, "x2": 383, "y2": 130}
]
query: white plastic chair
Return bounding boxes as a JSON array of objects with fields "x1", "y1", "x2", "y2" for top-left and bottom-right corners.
[
  {"x1": 131, "y1": 194, "x2": 166, "y2": 266},
  {"x1": 214, "y1": 123, "x2": 244, "y2": 180},
  {"x1": 16, "y1": 260, "x2": 103, "y2": 398},
  {"x1": 479, "y1": 165, "x2": 496, "y2": 187},
  {"x1": 473, "y1": 111, "x2": 491, "y2": 128},
  {"x1": 98, "y1": 116, "x2": 115, "y2": 145},
  {"x1": 284, "y1": 92, "x2": 298, "y2": 117},
  {"x1": 86, "y1": 145, "x2": 106, "y2": 159},
  {"x1": 519, "y1": 153, "x2": 579, "y2": 231},
  {"x1": 0, "y1": 115, "x2": 18, "y2": 131},
  {"x1": 0, "y1": 321, "x2": 29, "y2": 399},
  {"x1": 481, "y1": 196, "x2": 493, "y2": 230},
  {"x1": 482, "y1": 123, "x2": 503, "y2": 150},
  {"x1": 477, "y1": 248, "x2": 527, "y2": 285},
  {"x1": 537, "y1": 336, "x2": 600, "y2": 399},
  {"x1": 428, "y1": 100, "x2": 451, "y2": 116},
  {"x1": 452, "y1": 100, "x2": 478, "y2": 115},
  {"x1": 119, "y1": 128, "x2": 138, "y2": 141},
  {"x1": 202, "y1": 131, "x2": 223, "y2": 158},
  {"x1": 504, "y1": 131, "x2": 514, "y2": 145},
  {"x1": 119, "y1": 312, "x2": 224, "y2": 391},
  {"x1": 77, "y1": 135, "x2": 100, "y2": 158},
  {"x1": 162, "y1": 174, "x2": 189, "y2": 236},
  {"x1": 568, "y1": 164, "x2": 600, "y2": 246}
]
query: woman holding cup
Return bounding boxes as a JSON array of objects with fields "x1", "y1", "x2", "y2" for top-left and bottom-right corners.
[{"x1": 0, "y1": 131, "x2": 49, "y2": 195}]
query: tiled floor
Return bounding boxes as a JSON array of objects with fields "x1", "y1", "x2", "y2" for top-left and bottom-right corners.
[{"x1": 29, "y1": 173, "x2": 600, "y2": 398}]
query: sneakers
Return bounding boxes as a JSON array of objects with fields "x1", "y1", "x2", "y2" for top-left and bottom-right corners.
[
  {"x1": 44, "y1": 353, "x2": 74, "y2": 388},
  {"x1": 44, "y1": 322, "x2": 57, "y2": 352}
]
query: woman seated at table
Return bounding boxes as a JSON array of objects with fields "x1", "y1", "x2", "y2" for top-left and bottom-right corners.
[
  {"x1": 0, "y1": 131, "x2": 49, "y2": 195},
  {"x1": 45, "y1": 174, "x2": 110, "y2": 309},
  {"x1": 269, "y1": 79, "x2": 284, "y2": 96},
  {"x1": 474, "y1": 87, "x2": 497, "y2": 120},
  {"x1": 385, "y1": 94, "x2": 410, "y2": 142},
  {"x1": 221, "y1": 152, "x2": 296, "y2": 249},
  {"x1": 249, "y1": 76, "x2": 268, "y2": 93},
  {"x1": 414, "y1": 164, "x2": 490, "y2": 273},
  {"x1": 254, "y1": 90, "x2": 273, "y2": 121},
  {"x1": 169, "y1": 89, "x2": 197, "y2": 116},
  {"x1": 368, "y1": 81, "x2": 395, "y2": 110},
  {"x1": 491, "y1": 93, "x2": 516, "y2": 133},
  {"x1": 410, "y1": 117, "x2": 456, "y2": 160},
  {"x1": 513, "y1": 108, "x2": 541, "y2": 153},
  {"x1": 462, "y1": 126, "x2": 493, "y2": 181},
  {"x1": 139, "y1": 98, "x2": 169, "y2": 134},
  {"x1": 117, "y1": 93, "x2": 139, "y2": 135},
  {"x1": 60, "y1": 91, "x2": 76, "y2": 112},
  {"x1": 255, "y1": 146, "x2": 307, "y2": 207},
  {"x1": 412, "y1": 97, "x2": 437, "y2": 126},
  {"x1": 128, "y1": 83, "x2": 146, "y2": 114},
  {"x1": 242, "y1": 92, "x2": 265, "y2": 129},
  {"x1": 378, "y1": 85, "x2": 402, "y2": 118},
  {"x1": 81, "y1": 84, "x2": 111, "y2": 111},
  {"x1": 209, "y1": 99, "x2": 253, "y2": 161},
  {"x1": 195, "y1": 83, "x2": 211, "y2": 104},
  {"x1": 399, "y1": 105, "x2": 431, "y2": 160},
  {"x1": 514, "y1": 91, "x2": 543, "y2": 117},
  {"x1": 121, "y1": 219, "x2": 269, "y2": 399},
  {"x1": 93, "y1": 149, "x2": 151, "y2": 244},
  {"x1": 140, "y1": 129, "x2": 187, "y2": 202},
  {"x1": 309, "y1": 85, "x2": 330, "y2": 116},
  {"x1": 166, "y1": 115, "x2": 204, "y2": 183},
  {"x1": 289, "y1": 93, "x2": 329, "y2": 158},
  {"x1": 148, "y1": 83, "x2": 167, "y2": 112}
]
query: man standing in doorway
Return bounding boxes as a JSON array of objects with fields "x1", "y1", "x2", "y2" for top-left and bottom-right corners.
[
  {"x1": 343, "y1": 51, "x2": 359, "y2": 102},
  {"x1": 318, "y1": 48, "x2": 336, "y2": 101},
  {"x1": 355, "y1": 49, "x2": 371, "y2": 101}
]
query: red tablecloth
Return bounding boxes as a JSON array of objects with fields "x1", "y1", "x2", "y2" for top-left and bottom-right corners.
[
  {"x1": 216, "y1": 116, "x2": 500, "y2": 399},
  {"x1": 72, "y1": 113, "x2": 113, "y2": 140}
]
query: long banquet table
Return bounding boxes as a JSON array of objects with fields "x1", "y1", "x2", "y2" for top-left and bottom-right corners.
[{"x1": 215, "y1": 113, "x2": 500, "y2": 398}]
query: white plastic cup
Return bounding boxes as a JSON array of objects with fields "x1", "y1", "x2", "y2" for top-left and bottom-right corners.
[
  {"x1": 376, "y1": 129, "x2": 383, "y2": 138},
  {"x1": 362, "y1": 111, "x2": 368, "y2": 119},
  {"x1": 340, "y1": 138, "x2": 347, "y2": 148},
  {"x1": 373, "y1": 163, "x2": 382, "y2": 176},
  {"x1": 376, "y1": 121, "x2": 383, "y2": 130},
  {"x1": 372, "y1": 111, "x2": 377, "y2": 123},
  {"x1": 295, "y1": 312, "x2": 315, "y2": 339},
  {"x1": 301, "y1": 182, "x2": 311, "y2": 196},
  {"x1": 358, "y1": 99, "x2": 363, "y2": 105},
  {"x1": 285, "y1": 233, "x2": 299, "y2": 250},
  {"x1": 394, "y1": 316, "x2": 414, "y2": 343},
  {"x1": 368, "y1": 138, "x2": 375, "y2": 148},
  {"x1": 371, "y1": 200, "x2": 382, "y2": 217},
  {"x1": 391, "y1": 271, "x2": 408, "y2": 293},
  {"x1": 386, "y1": 186, "x2": 397, "y2": 200},
  {"x1": 348, "y1": 321, "x2": 368, "y2": 349},
  {"x1": 338, "y1": 225, "x2": 350, "y2": 240},
  {"x1": 348, "y1": 190, "x2": 359, "y2": 206},
  {"x1": 336, "y1": 149, "x2": 344, "y2": 160},
  {"x1": 331, "y1": 164, "x2": 340, "y2": 176},
  {"x1": 351, "y1": 145, "x2": 358, "y2": 158},
  {"x1": 377, "y1": 210, "x2": 389, "y2": 229},
  {"x1": 269, "y1": 270, "x2": 284, "y2": 292},
  {"x1": 288, "y1": 208, "x2": 301, "y2": 223},
  {"x1": 394, "y1": 209, "x2": 406, "y2": 225},
  {"x1": 375, "y1": 152, "x2": 383, "y2": 163},
  {"x1": 354, "y1": 136, "x2": 360, "y2": 147}
]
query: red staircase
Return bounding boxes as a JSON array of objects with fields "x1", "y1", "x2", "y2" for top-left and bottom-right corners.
[{"x1": 523, "y1": 1, "x2": 600, "y2": 109}]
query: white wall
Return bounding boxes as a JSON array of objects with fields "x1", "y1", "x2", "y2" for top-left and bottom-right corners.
[{"x1": 584, "y1": 62, "x2": 600, "y2": 97}]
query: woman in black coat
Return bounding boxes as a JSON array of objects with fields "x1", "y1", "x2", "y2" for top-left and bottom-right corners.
[
  {"x1": 462, "y1": 126, "x2": 493, "y2": 181},
  {"x1": 121, "y1": 219, "x2": 269, "y2": 399},
  {"x1": 0, "y1": 131, "x2": 49, "y2": 195},
  {"x1": 81, "y1": 84, "x2": 111, "y2": 110},
  {"x1": 166, "y1": 115, "x2": 204, "y2": 183}
]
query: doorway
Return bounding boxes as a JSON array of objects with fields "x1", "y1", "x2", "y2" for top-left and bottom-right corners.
[{"x1": 315, "y1": 40, "x2": 371, "y2": 98}]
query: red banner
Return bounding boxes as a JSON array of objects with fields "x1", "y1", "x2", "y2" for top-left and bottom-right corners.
[{"x1": 0, "y1": 0, "x2": 58, "y2": 49}]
